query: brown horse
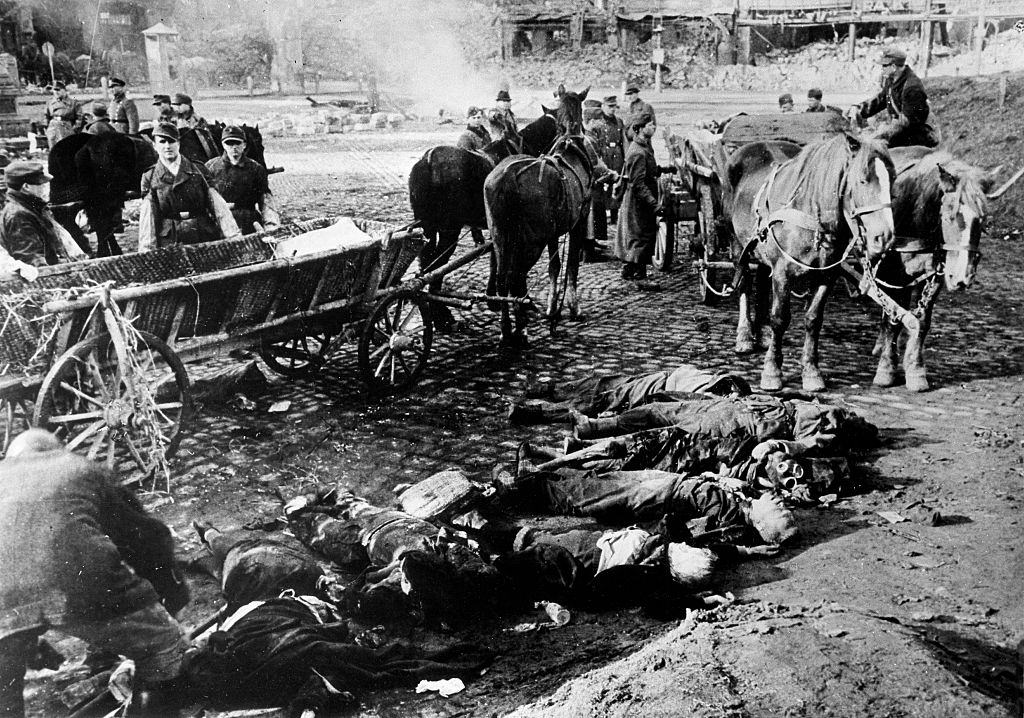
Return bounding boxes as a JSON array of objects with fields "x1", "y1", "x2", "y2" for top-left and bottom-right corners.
[
  {"x1": 871, "y1": 147, "x2": 1021, "y2": 391},
  {"x1": 484, "y1": 85, "x2": 595, "y2": 347},
  {"x1": 729, "y1": 133, "x2": 895, "y2": 392}
]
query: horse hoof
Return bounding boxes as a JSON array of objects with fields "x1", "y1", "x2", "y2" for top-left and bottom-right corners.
[
  {"x1": 758, "y1": 336, "x2": 771, "y2": 351},
  {"x1": 802, "y1": 372, "x2": 826, "y2": 393},
  {"x1": 905, "y1": 373, "x2": 930, "y2": 393},
  {"x1": 872, "y1": 369, "x2": 896, "y2": 388},
  {"x1": 760, "y1": 373, "x2": 783, "y2": 392},
  {"x1": 735, "y1": 339, "x2": 758, "y2": 355}
]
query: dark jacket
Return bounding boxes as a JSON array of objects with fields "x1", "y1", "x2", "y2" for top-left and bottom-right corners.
[
  {"x1": 613, "y1": 135, "x2": 659, "y2": 265},
  {"x1": 0, "y1": 450, "x2": 187, "y2": 638},
  {"x1": 592, "y1": 112, "x2": 627, "y2": 173},
  {"x1": 205, "y1": 154, "x2": 270, "y2": 234},
  {"x1": 0, "y1": 190, "x2": 70, "y2": 266},
  {"x1": 455, "y1": 125, "x2": 490, "y2": 152},
  {"x1": 858, "y1": 66, "x2": 936, "y2": 147},
  {"x1": 108, "y1": 96, "x2": 139, "y2": 134},
  {"x1": 85, "y1": 117, "x2": 117, "y2": 136},
  {"x1": 141, "y1": 157, "x2": 220, "y2": 247}
]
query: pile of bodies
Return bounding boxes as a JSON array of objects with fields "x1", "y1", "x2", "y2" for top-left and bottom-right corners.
[{"x1": 179, "y1": 364, "x2": 878, "y2": 714}]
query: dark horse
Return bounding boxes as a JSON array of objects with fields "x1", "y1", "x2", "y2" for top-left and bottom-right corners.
[
  {"x1": 484, "y1": 85, "x2": 595, "y2": 347},
  {"x1": 407, "y1": 110, "x2": 557, "y2": 329},
  {"x1": 49, "y1": 132, "x2": 157, "y2": 256},
  {"x1": 871, "y1": 146, "x2": 1019, "y2": 392},
  {"x1": 729, "y1": 133, "x2": 895, "y2": 392}
]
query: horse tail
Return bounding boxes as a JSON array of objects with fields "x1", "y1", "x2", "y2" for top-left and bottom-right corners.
[
  {"x1": 408, "y1": 151, "x2": 437, "y2": 227},
  {"x1": 484, "y1": 165, "x2": 523, "y2": 311}
]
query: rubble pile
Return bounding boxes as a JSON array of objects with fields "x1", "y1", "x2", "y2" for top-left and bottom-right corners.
[{"x1": 260, "y1": 108, "x2": 407, "y2": 137}]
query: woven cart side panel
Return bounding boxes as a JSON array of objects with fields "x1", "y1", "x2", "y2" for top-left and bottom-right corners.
[
  {"x1": 223, "y1": 266, "x2": 288, "y2": 332},
  {"x1": 378, "y1": 233, "x2": 424, "y2": 288},
  {"x1": 274, "y1": 260, "x2": 327, "y2": 316},
  {"x1": 314, "y1": 244, "x2": 380, "y2": 306},
  {"x1": 0, "y1": 289, "x2": 85, "y2": 377},
  {"x1": 126, "y1": 288, "x2": 193, "y2": 341},
  {"x1": 184, "y1": 236, "x2": 274, "y2": 273},
  {"x1": 31, "y1": 247, "x2": 194, "y2": 290}
]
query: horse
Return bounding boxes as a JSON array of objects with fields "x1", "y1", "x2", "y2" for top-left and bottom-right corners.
[
  {"x1": 407, "y1": 111, "x2": 557, "y2": 330},
  {"x1": 870, "y1": 147, "x2": 1022, "y2": 392},
  {"x1": 728, "y1": 133, "x2": 896, "y2": 392},
  {"x1": 483, "y1": 85, "x2": 595, "y2": 347},
  {"x1": 49, "y1": 132, "x2": 157, "y2": 256}
]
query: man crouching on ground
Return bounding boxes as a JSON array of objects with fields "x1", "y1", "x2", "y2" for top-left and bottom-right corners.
[{"x1": 0, "y1": 430, "x2": 190, "y2": 717}]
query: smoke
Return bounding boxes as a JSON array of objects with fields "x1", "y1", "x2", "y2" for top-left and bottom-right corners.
[{"x1": 338, "y1": 0, "x2": 501, "y2": 117}]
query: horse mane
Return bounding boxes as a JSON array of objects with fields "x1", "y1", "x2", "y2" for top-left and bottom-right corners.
[
  {"x1": 780, "y1": 133, "x2": 891, "y2": 226},
  {"x1": 894, "y1": 149, "x2": 989, "y2": 235}
]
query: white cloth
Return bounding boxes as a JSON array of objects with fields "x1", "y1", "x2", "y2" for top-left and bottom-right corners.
[{"x1": 595, "y1": 527, "x2": 652, "y2": 574}]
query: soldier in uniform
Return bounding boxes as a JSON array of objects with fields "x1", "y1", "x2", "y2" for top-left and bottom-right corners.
[
  {"x1": 171, "y1": 92, "x2": 218, "y2": 160},
  {"x1": 624, "y1": 85, "x2": 655, "y2": 141},
  {"x1": 582, "y1": 103, "x2": 612, "y2": 263},
  {"x1": 138, "y1": 122, "x2": 240, "y2": 251},
  {"x1": 84, "y1": 101, "x2": 116, "y2": 135},
  {"x1": 597, "y1": 95, "x2": 627, "y2": 223},
  {"x1": 778, "y1": 93, "x2": 795, "y2": 113},
  {"x1": 205, "y1": 125, "x2": 280, "y2": 235},
  {"x1": 44, "y1": 81, "x2": 83, "y2": 147},
  {"x1": 455, "y1": 106, "x2": 491, "y2": 151},
  {"x1": 494, "y1": 90, "x2": 518, "y2": 134},
  {"x1": 107, "y1": 77, "x2": 139, "y2": 135},
  {"x1": 153, "y1": 93, "x2": 174, "y2": 123},
  {"x1": 852, "y1": 47, "x2": 938, "y2": 148}
]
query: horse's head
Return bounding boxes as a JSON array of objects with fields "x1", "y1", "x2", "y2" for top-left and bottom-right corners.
[
  {"x1": 842, "y1": 134, "x2": 895, "y2": 260},
  {"x1": 554, "y1": 84, "x2": 589, "y2": 136},
  {"x1": 931, "y1": 162, "x2": 993, "y2": 291}
]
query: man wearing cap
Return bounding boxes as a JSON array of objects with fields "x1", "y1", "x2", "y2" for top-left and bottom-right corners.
[
  {"x1": 805, "y1": 88, "x2": 825, "y2": 113},
  {"x1": 624, "y1": 85, "x2": 655, "y2": 141},
  {"x1": 138, "y1": 122, "x2": 240, "y2": 251},
  {"x1": 456, "y1": 106, "x2": 491, "y2": 152},
  {"x1": 595, "y1": 95, "x2": 627, "y2": 224},
  {"x1": 205, "y1": 125, "x2": 280, "y2": 235},
  {"x1": 171, "y1": 92, "x2": 217, "y2": 160},
  {"x1": 583, "y1": 106, "x2": 615, "y2": 262},
  {"x1": 778, "y1": 93, "x2": 794, "y2": 113},
  {"x1": 0, "y1": 430, "x2": 191, "y2": 718},
  {"x1": 0, "y1": 161, "x2": 87, "y2": 267},
  {"x1": 107, "y1": 77, "x2": 139, "y2": 135},
  {"x1": 153, "y1": 93, "x2": 174, "y2": 123},
  {"x1": 44, "y1": 82, "x2": 83, "y2": 147},
  {"x1": 853, "y1": 48, "x2": 937, "y2": 148},
  {"x1": 493, "y1": 90, "x2": 518, "y2": 134},
  {"x1": 614, "y1": 111, "x2": 661, "y2": 287},
  {"x1": 84, "y1": 101, "x2": 116, "y2": 135}
]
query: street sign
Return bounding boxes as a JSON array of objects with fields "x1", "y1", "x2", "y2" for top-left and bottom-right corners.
[{"x1": 42, "y1": 41, "x2": 54, "y2": 58}]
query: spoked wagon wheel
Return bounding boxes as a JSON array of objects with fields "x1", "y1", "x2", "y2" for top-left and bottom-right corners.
[
  {"x1": 0, "y1": 393, "x2": 33, "y2": 458},
  {"x1": 358, "y1": 290, "x2": 433, "y2": 393},
  {"x1": 653, "y1": 220, "x2": 675, "y2": 272},
  {"x1": 33, "y1": 332, "x2": 193, "y2": 476},
  {"x1": 260, "y1": 333, "x2": 334, "y2": 377}
]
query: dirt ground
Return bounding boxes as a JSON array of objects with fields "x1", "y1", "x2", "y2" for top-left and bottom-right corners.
[{"x1": 20, "y1": 76, "x2": 1024, "y2": 718}]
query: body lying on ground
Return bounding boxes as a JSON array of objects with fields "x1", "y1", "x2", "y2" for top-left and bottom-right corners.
[{"x1": 510, "y1": 363, "x2": 751, "y2": 424}]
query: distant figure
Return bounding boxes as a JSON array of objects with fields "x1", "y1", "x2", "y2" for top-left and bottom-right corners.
[
  {"x1": 624, "y1": 85, "x2": 655, "y2": 141},
  {"x1": 806, "y1": 88, "x2": 825, "y2": 113},
  {"x1": 107, "y1": 77, "x2": 139, "y2": 135},
  {"x1": 852, "y1": 48, "x2": 938, "y2": 148},
  {"x1": 455, "y1": 106, "x2": 491, "y2": 151},
  {"x1": 493, "y1": 90, "x2": 518, "y2": 134},
  {"x1": 778, "y1": 93, "x2": 794, "y2": 113},
  {"x1": 44, "y1": 81, "x2": 83, "y2": 147},
  {"x1": 84, "y1": 101, "x2": 116, "y2": 135},
  {"x1": 152, "y1": 93, "x2": 174, "y2": 123}
]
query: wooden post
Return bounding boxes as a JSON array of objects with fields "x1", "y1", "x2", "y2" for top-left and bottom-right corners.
[
  {"x1": 847, "y1": 23, "x2": 856, "y2": 62},
  {"x1": 920, "y1": 0, "x2": 933, "y2": 77},
  {"x1": 246, "y1": 75, "x2": 254, "y2": 96},
  {"x1": 974, "y1": 0, "x2": 986, "y2": 76},
  {"x1": 998, "y1": 75, "x2": 1007, "y2": 109}
]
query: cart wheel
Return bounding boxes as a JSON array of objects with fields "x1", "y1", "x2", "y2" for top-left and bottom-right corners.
[
  {"x1": 260, "y1": 334, "x2": 334, "y2": 377},
  {"x1": 698, "y1": 266, "x2": 719, "y2": 306},
  {"x1": 358, "y1": 290, "x2": 433, "y2": 393},
  {"x1": 33, "y1": 332, "x2": 193, "y2": 476},
  {"x1": 653, "y1": 220, "x2": 675, "y2": 272},
  {"x1": 0, "y1": 395, "x2": 32, "y2": 458}
]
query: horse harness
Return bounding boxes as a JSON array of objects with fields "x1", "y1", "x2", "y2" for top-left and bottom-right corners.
[
  {"x1": 511, "y1": 136, "x2": 595, "y2": 219},
  {"x1": 748, "y1": 155, "x2": 892, "y2": 273}
]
